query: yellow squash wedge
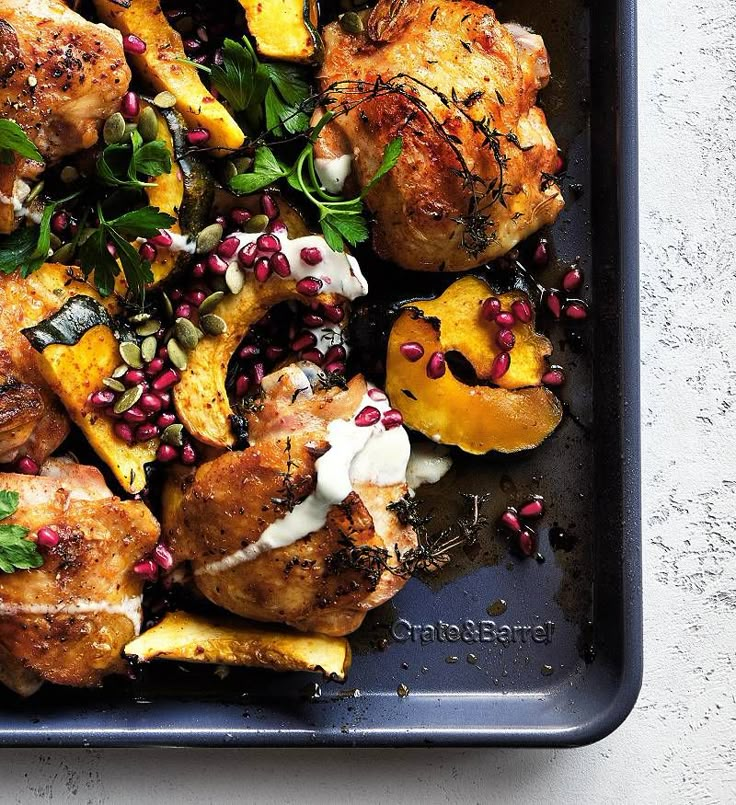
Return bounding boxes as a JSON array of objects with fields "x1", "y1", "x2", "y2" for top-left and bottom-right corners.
[{"x1": 239, "y1": 0, "x2": 322, "y2": 64}]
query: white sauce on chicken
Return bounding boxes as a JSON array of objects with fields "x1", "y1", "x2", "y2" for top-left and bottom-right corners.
[
  {"x1": 315, "y1": 155, "x2": 353, "y2": 194},
  {"x1": 0, "y1": 596, "x2": 143, "y2": 633},
  {"x1": 406, "y1": 443, "x2": 453, "y2": 491},
  {"x1": 197, "y1": 389, "x2": 410, "y2": 576}
]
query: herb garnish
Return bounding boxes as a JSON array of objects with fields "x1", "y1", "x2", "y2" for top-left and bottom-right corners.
[
  {"x1": 96, "y1": 130, "x2": 172, "y2": 189},
  {"x1": 0, "y1": 490, "x2": 43, "y2": 574},
  {"x1": 0, "y1": 120, "x2": 43, "y2": 164},
  {"x1": 0, "y1": 202, "x2": 57, "y2": 278}
]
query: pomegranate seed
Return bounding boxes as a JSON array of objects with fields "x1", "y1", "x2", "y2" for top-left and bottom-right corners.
[
  {"x1": 15, "y1": 456, "x2": 39, "y2": 475},
  {"x1": 563, "y1": 267, "x2": 583, "y2": 292},
  {"x1": 170, "y1": 289, "x2": 183, "y2": 301},
  {"x1": 500, "y1": 509, "x2": 522, "y2": 532},
  {"x1": 136, "y1": 423, "x2": 159, "y2": 442},
  {"x1": 269, "y1": 251, "x2": 291, "y2": 277},
  {"x1": 214, "y1": 215, "x2": 227, "y2": 228},
  {"x1": 511, "y1": 299, "x2": 533, "y2": 323},
  {"x1": 90, "y1": 389, "x2": 115, "y2": 407},
  {"x1": 265, "y1": 346, "x2": 285, "y2": 361},
  {"x1": 554, "y1": 152, "x2": 565, "y2": 173},
  {"x1": 156, "y1": 412, "x2": 177, "y2": 429},
  {"x1": 251, "y1": 362, "x2": 265, "y2": 385},
  {"x1": 481, "y1": 297, "x2": 501, "y2": 321},
  {"x1": 156, "y1": 443, "x2": 178, "y2": 463},
  {"x1": 123, "y1": 369, "x2": 146, "y2": 386},
  {"x1": 139, "y1": 242, "x2": 157, "y2": 262},
  {"x1": 191, "y1": 262, "x2": 206, "y2": 278},
  {"x1": 399, "y1": 342, "x2": 425, "y2": 362},
  {"x1": 367, "y1": 388, "x2": 387, "y2": 402},
  {"x1": 106, "y1": 242, "x2": 117, "y2": 258},
  {"x1": 382, "y1": 409, "x2": 404, "y2": 429},
  {"x1": 235, "y1": 375, "x2": 250, "y2": 397},
  {"x1": 239, "y1": 344, "x2": 260, "y2": 359},
  {"x1": 50, "y1": 211, "x2": 69, "y2": 235},
  {"x1": 542, "y1": 367, "x2": 565, "y2": 386},
  {"x1": 207, "y1": 254, "x2": 228, "y2": 275},
  {"x1": 145, "y1": 358, "x2": 165, "y2": 376},
  {"x1": 518, "y1": 529, "x2": 536, "y2": 557},
  {"x1": 496, "y1": 329, "x2": 515, "y2": 351},
  {"x1": 324, "y1": 345, "x2": 347, "y2": 364},
  {"x1": 321, "y1": 303, "x2": 344, "y2": 323},
  {"x1": 123, "y1": 34, "x2": 147, "y2": 55},
  {"x1": 140, "y1": 393, "x2": 163, "y2": 413},
  {"x1": 291, "y1": 332, "x2": 317, "y2": 352},
  {"x1": 302, "y1": 313, "x2": 324, "y2": 328},
  {"x1": 114, "y1": 422, "x2": 134, "y2": 444},
  {"x1": 123, "y1": 407, "x2": 146, "y2": 424},
  {"x1": 181, "y1": 443, "x2": 197, "y2": 465},
  {"x1": 155, "y1": 391, "x2": 171, "y2": 408},
  {"x1": 545, "y1": 291, "x2": 562, "y2": 318},
  {"x1": 175, "y1": 303, "x2": 192, "y2": 319},
  {"x1": 355, "y1": 406, "x2": 381, "y2": 427},
  {"x1": 183, "y1": 37, "x2": 202, "y2": 53},
  {"x1": 238, "y1": 241, "x2": 258, "y2": 268},
  {"x1": 270, "y1": 220, "x2": 288, "y2": 236},
  {"x1": 300, "y1": 349, "x2": 323, "y2": 364},
  {"x1": 296, "y1": 277, "x2": 322, "y2": 296},
  {"x1": 519, "y1": 498, "x2": 544, "y2": 518},
  {"x1": 257, "y1": 234, "x2": 280, "y2": 253},
  {"x1": 300, "y1": 247, "x2": 323, "y2": 266},
  {"x1": 564, "y1": 302, "x2": 588, "y2": 321},
  {"x1": 533, "y1": 239, "x2": 549, "y2": 266},
  {"x1": 217, "y1": 236, "x2": 240, "y2": 259},
  {"x1": 323, "y1": 361, "x2": 346, "y2": 374},
  {"x1": 495, "y1": 311, "x2": 515, "y2": 328},
  {"x1": 134, "y1": 559, "x2": 158, "y2": 579},
  {"x1": 230, "y1": 208, "x2": 252, "y2": 226},
  {"x1": 145, "y1": 230, "x2": 170, "y2": 248},
  {"x1": 121, "y1": 91, "x2": 139, "y2": 120},
  {"x1": 152, "y1": 369, "x2": 180, "y2": 391},
  {"x1": 254, "y1": 256, "x2": 272, "y2": 283},
  {"x1": 36, "y1": 526, "x2": 59, "y2": 548},
  {"x1": 185, "y1": 289, "x2": 207, "y2": 307},
  {"x1": 186, "y1": 128, "x2": 210, "y2": 146},
  {"x1": 491, "y1": 352, "x2": 511, "y2": 380},
  {"x1": 153, "y1": 544, "x2": 174, "y2": 570},
  {"x1": 426, "y1": 351, "x2": 446, "y2": 379},
  {"x1": 261, "y1": 194, "x2": 279, "y2": 220}
]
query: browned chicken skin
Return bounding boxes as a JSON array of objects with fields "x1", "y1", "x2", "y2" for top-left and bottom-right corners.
[
  {"x1": 315, "y1": 0, "x2": 564, "y2": 271},
  {"x1": 0, "y1": 0, "x2": 131, "y2": 231},
  {"x1": 0, "y1": 459, "x2": 159, "y2": 689},
  {"x1": 166, "y1": 368, "x2": 416, "y2": 636}
]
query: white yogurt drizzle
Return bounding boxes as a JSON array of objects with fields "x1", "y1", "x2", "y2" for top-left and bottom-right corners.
[
  {"x1": 197, "y1": 388, "x2": 410, "y2": 576},
  {"x1": 406, "y1": 443, "x2": 453, "y2": 492},
  {"x1": 0, "y1": 596, "x2": 143, "y2": 633},
  {"x1": 0, "y1": 188, "x2": 43, "y2": 225},
  {"x1": 315, "y1": 155, "x2": 353, "y2": 194}
]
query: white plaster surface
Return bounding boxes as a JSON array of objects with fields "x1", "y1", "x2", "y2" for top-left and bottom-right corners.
[{"x1": 1, "y1": 0, "x2": 735, "y2": 801}]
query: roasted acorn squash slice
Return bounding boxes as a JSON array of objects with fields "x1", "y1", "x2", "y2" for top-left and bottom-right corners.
[
  {"x1": 385, "y1": 277, "x2": 563, "y2": 454},
  {"x1": 238, "y1": 0, "x2": 322, "y2": 64}
]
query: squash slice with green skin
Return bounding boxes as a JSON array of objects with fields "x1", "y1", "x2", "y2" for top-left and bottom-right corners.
[
  {"x1": 23, "y1": 297, "x2": 157, "y2": 493},
  {"x1": 238, "y1": 0, "x2": 322, "y2": 64},
  {"x1": 386, "y1": 277, "x2": 563, "y2": 454},
  {"x1": 93, "y1": 0, "x2": 245, "y2": 152}
]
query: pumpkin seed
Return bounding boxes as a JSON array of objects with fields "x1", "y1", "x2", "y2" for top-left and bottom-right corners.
[
  {"x1": 60, "y1": 165, "x2": 79, "y2": 184},
  {"x1": 167, "y1": 338, "x2": 188, "y2": 371},
  {"x1": 225, "y1": 263, "x2": 245, "y2": 295},
  {"x1": 199, "y1": 291, "x2": 225, "y2": 316},
  {"x1": 102, "y1": 377, "x2": 126, "y2": 392},
  {"x1": 112, "y1": 363, "x2": 128, "y2": 379},
  {"x1": 161, "y1": 291, "x2": 174, "y2": 321},
  {"x1": 153, "y1": 90, "x2": 177, "y2": 109},
  {"x1": 113, "y1": 384, "x2": 143, "y2": 414},
  {"x1": 222, "y1": 161, "x2": 238, "y2": 182},
  {"x1": 103, "y1": 112, "x2": 126, "y2": 144},
  {"x1": 49, "y1": 234, "x2": 62, "y2": 251},
  {"x1": 138, "y1": 106, "x2": 159, "y2": 142},
  {"x1": 161, "y1": 423, "x2": 185, "y2": 447},
  {"x1": 78, "y1": 227, "x2": 96, "y2": 245},
  {"x1": 122, "y1": 122, "x2": 137, "y2": 143},
  {"x1": 136, "y1": 318, "x2": 161, "y2": 337},
  {"x1": 25, "y1": 180, "x2": 44, "y2": 203},
  {"x1": 128, "y1": 312, "x2": 151, "y2": 325},
  {"x1": 119, "y1": 341, "x2": 144, "y2": 369},
  {"x1": 175, "y1": 317, "x2": 201, "y2": 351},
  {"x1": 233, "y1": 156, "x2": 253, "y2": 173},
  {"x1": 339, "y1": 11, "x2": 364, "y2": 33},
  {"x1": 141, "y1": 335, "x2": 158, "y2": 363},
  {"x1": 200, "y1": 314, "x2": 227, "y2": 336},
  {"x1": 244, "y1": 214, "x2": 269, "y2": 234},
  {"x1": 51, "y1": 242, "x2": 75, "y2": 264},
  {"x1": 195, "y1": 223, "x2": 224, "y2": 254}
]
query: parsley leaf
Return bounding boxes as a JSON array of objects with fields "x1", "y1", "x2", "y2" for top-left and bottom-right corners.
[
  {"x1": 0, "y1": 489, "x2": 43, "y2": 574},
  {"x1": 229, "y1": 146, "x2": 290, "y2": 195},
  {"x1": 361, "y1": 137, "x2": 403, "y2": 196},
  {"x1": 0, "y1": 120, "x2": 43, "y2": 163},
  {"x1": 0, "y1": 201, "x2": 57, "y2": 278},
  {"x1": 263, "y1": 64, "x2": 311, "y2": 134},
  {"x1": 207, "y1": 37, "x2": 264, "y2": 113},
  {"x1": 97, "y1": 130, "x2": 171, "y2": 189}
]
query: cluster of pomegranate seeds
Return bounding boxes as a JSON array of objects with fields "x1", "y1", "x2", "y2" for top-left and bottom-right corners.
[
  {"x1": 541, "y1": 263, "x2": 588, "y2": 322},
  {"x1": 499, "y1": 496, "x2": 545, "y2": 558},
  {"x1": 481, "y1": 295, "x2": 536, "y2": 380},
  {"x1": 162, "y1": 0, "x2": 245, "y2": 68}
]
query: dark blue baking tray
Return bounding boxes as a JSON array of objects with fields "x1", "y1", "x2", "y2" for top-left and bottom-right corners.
[{"x1": 0, "y1": 0, "x2": 641, "y2": 747}]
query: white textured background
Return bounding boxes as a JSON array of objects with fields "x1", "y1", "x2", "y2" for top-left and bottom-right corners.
[{"x1": 2, "y1": 0, "x2": 736, "y2": 802}]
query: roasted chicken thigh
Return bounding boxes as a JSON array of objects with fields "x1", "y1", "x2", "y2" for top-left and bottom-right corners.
[{"x1": 316, "y1": 0, "x2": 564, "y2": 271}]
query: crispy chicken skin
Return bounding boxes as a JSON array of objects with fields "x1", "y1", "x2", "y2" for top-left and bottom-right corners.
[
  {"x1": 315, "y1": 0, "x2": 564, "y2": 271},
  {"x1": 0, "y1": 0, "x2": 131, "y2": 231},
  {"x1": 166, "y1": 368, "x2": 417, "y2": 636},
  {"x1": 0, "y1": 459, "x2": 159, "y2": 689}
]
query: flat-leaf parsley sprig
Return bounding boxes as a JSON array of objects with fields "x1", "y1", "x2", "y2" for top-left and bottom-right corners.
[
  {"x1": 0, "y1": 120, "x2": 43, "y2": 164},
  {"x1": 230, "y1": 113, "x2": 403, "y2": 251},
  {"x1": 0, "y1": 490, "x2": 43, "y2": 574}
]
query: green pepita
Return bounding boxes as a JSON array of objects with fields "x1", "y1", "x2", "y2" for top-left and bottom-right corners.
[
  {"x1": 135, "y1": 318, "x2": 161, "y2": 337},
  {"x1": 51, "y1": 242, "x2": 75, "y2": 265},
  {"x1": 25, "y1": 180, "x2": 44, "y2": 204},
  {"x1": 103, "y1": 112, "x2": 126, "y2": 145},
  {"x1": 167, "y1": 338, "x2": 188, "y2": 371},
  {"x1": 222, "y1": 161, "x2": 238, "y2": 183},
  {"x1": 161, "y1": 423, "x2": 185, "y2": 447},
  {"x1": 225, "y1": 263, "x2": 245, "y2": 295},
  {"x1": 233, "y1": 156, "x2": 253, "y2": 173},
  {"x1": 113, "y1": 384, "x2": 143, "y2": 415},
  {"x1": 128, "y1": 312, "x2": 152, "y2": 325},
  {"x1": 244, "y1": 214, "x2": 269, "y2": 234},
  {"x1": 339, "y1": 11, "x2": 364, "y2": 34},
  {"x1": 175, "y1": 317, "x2": 201, "y2": 351},
  {"x1": 122, "y1": 122, "x2": 137, "y2": 143},
  {"x1": 195, "y1": 223, "x2": 224, "y2": 254},
  {"x1": 141, "y1": 335, "x2": 158, "y2": 363},
  {"x1": 112, "y1": 364, "x2": 128, "y2": 379},
  {"x1": 200, "y1": 314, "x2": 227, "y2": 336},
  {"x1": 199, "y1": 291, "x2": 225, "y2": 316},
  {"x1": 49, "y1": 234, "x2": 62, "y2": 251},
  {"x1": 60, "y1": 165, "x2": 79, "y2": 184},
  {"x1": 154, "y1": 91, "x2": 177, "y2": 109},
  {"x1": 161, "y1": 291, "x2": 174, "y2": 321},
  {"x1": 102, "y1": 377, "x2": 126, "y2": 392},
  {"x1": 78, "y1": 227, "x2": 96, "y2": 246},
  {"x1": 119, "y1": 341, "x2": 144, "y2": 369},
  {"x1": 138, "y1": 106, "x2": 159, "y2": 142}
]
